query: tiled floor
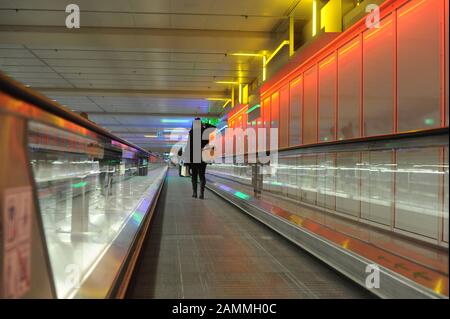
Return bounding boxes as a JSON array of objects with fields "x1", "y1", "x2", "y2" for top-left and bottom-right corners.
[{"x1": 126, "y1": 169, "x2": 374, "y2": 299}]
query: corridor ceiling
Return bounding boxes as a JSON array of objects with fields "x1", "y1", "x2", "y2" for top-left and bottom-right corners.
[{"x1": 0, "y1": 0, "x2": 311, "y2": 153}]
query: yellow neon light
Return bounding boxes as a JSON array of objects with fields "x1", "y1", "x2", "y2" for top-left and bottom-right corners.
[
  {"x1": 364, "y1": 19, "x2": 393, "y2": 40},
  {"x1": 230, "y1": 53, "x2": 263, "y2": 57},
  {"x1": 289, "y1": 15, "x2": 295, "y2": 56},
  {"x1": 338, "y1": 40, "x2": 360, "y2": 56},
  {"x1": 262, "y1": 55, "x2": 267, "y2": 81},
  {"x1": 242, "y1": 84, "x2": 249, "y2": 104},
  {"x1": 320, "y1": 0, "x2": 343, "y2": 33},
  {"x1": 290, "y1": 76, "x2": 303, "y2": 87},
  {"x1": 265, "y1": 40, "x2": 290, "y2": 65},
  {"x1": 144, "y1": 135, "x2": 157, "y2": 138},
  {"x1": 399, "y1": 0, "x2": 427, "y2": 18},
  {"x1": 238, "y1": 83, "x2": 242, "y2": 104},
  {"x1": 215, "y1": 81, "x2": 239, "y2": 85},
  {"x1": 206, "y1": 97, "x2": 230, "y2": 101},
  {"x1": 312, "y1": 0, "x2": 317, "y2": 36},
  {"x1": 222, "y1": 99, "x2": 231, "y2": 108}
]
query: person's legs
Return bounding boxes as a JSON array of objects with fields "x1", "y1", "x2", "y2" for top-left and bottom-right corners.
[
  {"x1": 190, "y1": 164, "x2": 199, "y2": 198},
  {"x1": 198, "y1": 163, "x2": 207, "y2": 199}
]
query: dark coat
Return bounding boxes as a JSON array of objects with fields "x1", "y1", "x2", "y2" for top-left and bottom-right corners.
[{"x1": 183, "y1": 120, "x2": 216, "y2": 165}]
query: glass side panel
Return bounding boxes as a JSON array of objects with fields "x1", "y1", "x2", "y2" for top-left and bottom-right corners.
[
  {"x1": 207, "y1": 134, "x2": 449, "y2": 297},
  {"x1": 395, "y1": 147, "x2": 441, "y2": 239},
  {"x1": 361, "y1": 150, "x2": 393, "y2": 226},
  {"x1": 28, "y1": 121, "x2": 161, "y2": 298}
]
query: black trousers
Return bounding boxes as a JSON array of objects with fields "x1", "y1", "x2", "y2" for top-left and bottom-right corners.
[{"x1": 190, "y1": 163, "x2": 207, "y2": 194}]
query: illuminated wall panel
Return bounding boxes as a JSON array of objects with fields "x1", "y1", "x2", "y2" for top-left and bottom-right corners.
[
  {"x1": 289, "y1": 76, "x2": 303, "y2": 146},
  {"x1": 338, "y1": 37, "x2": 361, "y2": 140},
  {"x1": 271, "y1": 92, "x2": 280, "y2": 151},
  {"x1": 279, "y1": 84, "x2": 289, "y2": 148},
  {"x1": 318, "y1": 53, "x2": 337, "y2": 142},
  {"x1": 397, "y1": 0, "x2": 443, "y2": 131},
  {"x1": 363, "y1": 16, "x2": 394, "y2": 136},
  {"x1": 304, "y1": 66, "x2": 318, "y2": 144},
  {"x1": 264, "y1": 97, "x2": 271, "y2": 151}
]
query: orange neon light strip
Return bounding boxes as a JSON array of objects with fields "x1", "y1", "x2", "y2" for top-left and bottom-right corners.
[
  {"x1": 228, "y1": 105, "x2": 248, "y2": 122},
  {"x1": 290, "y1": 76, "x2": 303, "y2": 87},
  {"x1": 319, "y1": 55, "x2": 336, "y2": 69},
  {"x1": 338, "y1": 40, "x2": 360, "y2": 57},
  {"x1": 364, "y1": 19, "x2": 393, "y2": 40},
  {"x1": 399, "y1": 0, "x2": 427, "y2": 18}
]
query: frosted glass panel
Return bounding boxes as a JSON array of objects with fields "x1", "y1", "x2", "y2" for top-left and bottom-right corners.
[
  {"x1": 336, "y1": 152, "x2": 360, "y2": 217},
  {"x1": 299, "y1": 155, "x2": 317, "y2": 204},
  {"x1": 318, "y1": 53, "x2": 337, "y2": 142},
  {"x1": 397, "y1": 0, "x2": 443, "y2": 131},
  {"x1": 316, "y1": 153, "x2": 336, "y2": 209},
  {"x1": 363, "y1": 17, "x2": 394, "y2": 136},
  {"x1": 338, "y1": 37, "x2": 361, "y2": 140},
  {"x1": 395, "y1": 148, "x2": 440, "y2": 239},
  {"x1": 304, "y1": 66, "x2": 318, "y2": 144},
  {"x1": 444, "y1": 148, "x2": 449, "y2": 243},
  {"x1": 361, "y1": 151, "x2": 393, "y2": 226}
]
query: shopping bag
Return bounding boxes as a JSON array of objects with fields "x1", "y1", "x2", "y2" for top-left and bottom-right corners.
[{"x1": 181, "y1": 165, "x2": 190, "y2": 177}]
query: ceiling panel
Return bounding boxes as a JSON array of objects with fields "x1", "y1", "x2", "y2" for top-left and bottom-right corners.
[{"x1": 0, "y1": 0, "x2": 298, "y2": 151}]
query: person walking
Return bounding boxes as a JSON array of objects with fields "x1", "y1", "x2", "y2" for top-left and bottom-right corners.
[{"x1": 182, "y1": 118, "x2": 216, "y2": 199}]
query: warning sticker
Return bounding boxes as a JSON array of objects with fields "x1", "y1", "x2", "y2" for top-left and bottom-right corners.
[
  {"x1": 3, "y1": 243, "x2": 31, "y2": 298},
  {"x1": 2, "y1": 186, "x2": 32, "y2": 298}
]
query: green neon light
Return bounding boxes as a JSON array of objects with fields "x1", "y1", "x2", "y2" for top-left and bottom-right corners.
[
  {"x1": 201, "y1": 118, "x2": 220, "y2": 126},
  {"x1": 72, "y1": 181, "x2": 87, "y2": 188},
  {"x1": 424, "y1": 118, "x2": 435, "y2": 126},
  {"x1": 234, "y1": 191, "x2": 250, "y2": 200},
  {"x1": 246, "y1": 104, "x2": 261, "y2": 114}
]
